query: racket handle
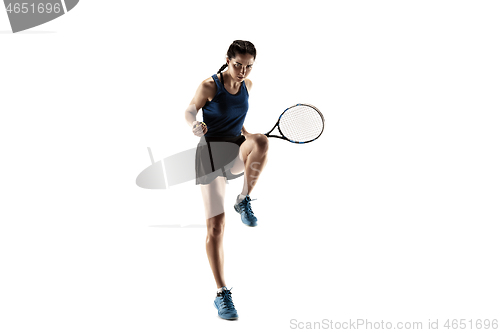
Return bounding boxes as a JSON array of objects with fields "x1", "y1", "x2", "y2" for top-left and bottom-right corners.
[{"x1": 193, "y1": 121, "x2": 206, "y2": 129}]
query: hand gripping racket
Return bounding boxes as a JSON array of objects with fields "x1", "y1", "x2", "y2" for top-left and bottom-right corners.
[
  {"x1": 265, "y1": 103, "x2": 325, "y2": 143},
  {"x1": 193, "y1": 121, "x2": 206, "y2": 129}
]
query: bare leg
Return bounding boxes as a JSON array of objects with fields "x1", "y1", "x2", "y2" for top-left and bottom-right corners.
[
  {"x1": 206, "y1": 212, "x2": 225, "y2": 288},
  {"x1": 231, "y1": 133, "x2": 269, "y2": 196},
  {"x1": 200, "y1": 177, "x2": 227, "y2": 288}
]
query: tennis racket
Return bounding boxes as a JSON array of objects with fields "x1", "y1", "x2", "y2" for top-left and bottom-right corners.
[{"x1": 265, "y1": 103, "x2": 324, "y2": 143}]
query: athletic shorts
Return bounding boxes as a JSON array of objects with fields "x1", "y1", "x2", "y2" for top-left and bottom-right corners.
[{"x1": 195, "y1": 135, "x2": 246, "y2": 185}]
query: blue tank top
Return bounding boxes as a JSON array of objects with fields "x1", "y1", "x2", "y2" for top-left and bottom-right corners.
[{"x1": 202, "y1": 74, "x2": 249, "y2": 137}]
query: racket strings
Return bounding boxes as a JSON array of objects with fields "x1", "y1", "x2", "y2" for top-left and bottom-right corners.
[{"x1": 279, "y1": 106, "x2": 324, "y2": 142}]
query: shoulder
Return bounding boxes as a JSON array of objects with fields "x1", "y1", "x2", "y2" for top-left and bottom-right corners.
[
  {"x1": 198, "y1": 76, "x2": 217, "y2": 97},
  {"x1": 201, "y1": 76, "x2": 216, "y2": 90},
  {"x1": 245, "y1": 78, "x2": 253, "y2": 92}
]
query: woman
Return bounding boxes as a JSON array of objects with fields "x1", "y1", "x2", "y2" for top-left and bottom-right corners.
[{"x1": 184, "y1": 40, "x2": 269, "y2": 320}]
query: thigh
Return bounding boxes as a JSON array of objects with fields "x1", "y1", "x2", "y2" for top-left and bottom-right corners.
[
  {"x1": 238, "y1": 133, "x2": 268, "y2": 161},
  {"x1": 238, "y1": 134, "x2": 255, "y2": 162},
  {"x1": 200, "y1": 176, "x2": 226, "y2": 220},
  {"x1": 229, "y1": 133, "x2": 262, "y2": 175},
  {"x1": 229, "y1": 149, "x2": 245, "y2": 175}
]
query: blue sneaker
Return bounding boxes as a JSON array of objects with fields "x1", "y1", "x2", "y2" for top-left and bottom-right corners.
[
  {"x1": 214, "y1": 287, "x2": 238, "y2": 320},
  {"x1": 234, "y1": 195, "x2": 258, "y2": 227}
]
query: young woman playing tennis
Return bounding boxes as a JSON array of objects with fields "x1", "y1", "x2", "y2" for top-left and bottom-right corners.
[{"x1": 184, "y1": 40, "x2": 269, "y2": 320}]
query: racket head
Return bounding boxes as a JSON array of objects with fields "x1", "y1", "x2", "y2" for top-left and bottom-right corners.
[{"x1": 277, "y1": 103, "x2": 325, "y2": 143}]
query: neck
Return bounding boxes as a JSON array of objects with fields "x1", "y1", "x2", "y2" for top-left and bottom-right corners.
[{"x1": 222, "y1": 71, "x2": 240, "y2": 89}]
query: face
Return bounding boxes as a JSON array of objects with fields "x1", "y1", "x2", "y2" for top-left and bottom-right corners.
[{"x1": 226, "y1": 53, "x2": 254, "y2": 82}]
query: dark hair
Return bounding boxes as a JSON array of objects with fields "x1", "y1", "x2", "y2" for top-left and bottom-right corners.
[{"x1": 217, "y1": 40, "x2": 257, "y2": 74}]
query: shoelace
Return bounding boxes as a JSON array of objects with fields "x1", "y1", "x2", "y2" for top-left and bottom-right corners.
[
  {"x1": 239, "y1": 197, "x2": 257, "y2": 214},
  {"x1": 219, "y1": 288, "x2": 236, "y2": 311}
]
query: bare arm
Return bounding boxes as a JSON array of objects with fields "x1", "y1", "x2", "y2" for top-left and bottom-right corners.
[{"x1": 185, "y1": 79, "x2": 215, "y2": 136}]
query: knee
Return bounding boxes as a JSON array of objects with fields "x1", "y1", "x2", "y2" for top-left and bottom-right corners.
[
  {"x1": 208, "y1": 223, "x2": 224, "y2": 238},
  {"x1": 252, "y1": 134, "x2": 269, "y2": 153},
  {"x1": 207, "y1": 216, "x2": 225, "y2": 238}
]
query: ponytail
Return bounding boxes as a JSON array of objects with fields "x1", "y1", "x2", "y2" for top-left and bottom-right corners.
[{"x1": 217, "y1": 63, "x2": 228, "y2": 74}]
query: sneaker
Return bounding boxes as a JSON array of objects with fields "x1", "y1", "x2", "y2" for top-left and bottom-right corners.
[
  {"x1": 214, "y1": 287, "x2": 238, "y2": 320},
  {"x1": 234, "y1": 195, "x2": 258, "y2": 227}
]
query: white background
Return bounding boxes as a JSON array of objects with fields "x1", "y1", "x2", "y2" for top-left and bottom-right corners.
[{"x1": 1, "y1": 1, "x2": 499, "y2": 332}]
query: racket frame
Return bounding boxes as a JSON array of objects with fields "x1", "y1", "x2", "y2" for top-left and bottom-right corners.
[{"x1": 264, "y1": 103, "x2": 324, "y2": 144}]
